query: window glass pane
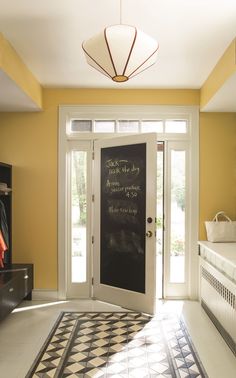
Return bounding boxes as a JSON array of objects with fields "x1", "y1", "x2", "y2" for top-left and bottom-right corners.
[
  {"x1": 117, "y1": 120, "x2": 139, "y2": 133},
  {"x1": 71, "y1": 120, "x2": 92, "y2": 132},
  {"x1": 94, "y1": 120, "x2": 115, "y2": 132},
  {"x1": 165, "y1": 120, "x2": 187, "y2": 133},
  {"x1": 142, "y1": 120, "x2": 163, "y2": 133},
  {"x1": 156, "y1": 142, "x2": 164, "y2": 298},
  {"x1": 71, "y1": 151, "x2": 87, "y2": 283},
  {"x1": 170, "y1": 150, "x2": 185, "y2": 283}
]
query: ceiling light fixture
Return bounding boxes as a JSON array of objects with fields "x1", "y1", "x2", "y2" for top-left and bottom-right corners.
[{"x1": 82, "y1": 0, "x2": 159, "y2": 82}]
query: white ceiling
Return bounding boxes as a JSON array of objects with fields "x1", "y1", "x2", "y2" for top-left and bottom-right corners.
[{"x1": 0, "y1": 0, "x2": 236, "y2": 109}]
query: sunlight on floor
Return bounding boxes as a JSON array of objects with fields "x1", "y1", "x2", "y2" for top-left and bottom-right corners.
[
  {"x1": 156, "y1": 299, "x2": 184, "y2": 316},
  {"x1": 12, "y1": 300, "x2": 69, "y2": 313}
]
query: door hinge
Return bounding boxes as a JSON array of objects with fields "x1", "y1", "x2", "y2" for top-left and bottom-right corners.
[
  {"x1": 92, "y1": 277, "x2": 94, "y2": 285},
  {"x1": 92, "y1": 235, "x2": 94, "y2": 244},
  {"x1": 92, "y1": 151, "x2": 95, "y2": 160},
  {"x1": 92, "y1": 194, "x2": 95, "y2": 202}
]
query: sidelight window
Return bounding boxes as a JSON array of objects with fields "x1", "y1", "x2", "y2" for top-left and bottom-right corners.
[{"x1": 71, "y1": 151, "x2": 87, "y2": 283}]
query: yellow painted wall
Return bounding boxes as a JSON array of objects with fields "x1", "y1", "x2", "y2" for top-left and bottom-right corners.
[
  {"x1": 0, "y1": 110, "x2": 57, "y2": 288},
  {"x1": 43, "y1": 88, "x2": 200, "y2": 107},
  {"x1": 0, "y1": 88, "x2": 235, "y2": 289},
  {"x1": 199, "y1": 113, "x2": 236, "y2": 239}
]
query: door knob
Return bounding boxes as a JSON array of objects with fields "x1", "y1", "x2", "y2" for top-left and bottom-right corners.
[{"x1": 146, "y1": 230, "x2": 153, "y2": 238}]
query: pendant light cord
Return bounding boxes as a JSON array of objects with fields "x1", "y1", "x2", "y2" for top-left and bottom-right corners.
[{"x1": 120, "y1": 0, "x2": 122, "y2": 24}]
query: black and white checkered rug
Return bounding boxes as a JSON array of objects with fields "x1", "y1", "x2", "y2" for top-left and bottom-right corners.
[{"x1": 26, "y1": 311, "x2": 208, "y2": 377}]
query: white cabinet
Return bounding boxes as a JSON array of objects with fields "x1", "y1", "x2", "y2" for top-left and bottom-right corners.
[{"x1": 199, "y1": 242, "x2": 236, "y2": 355}]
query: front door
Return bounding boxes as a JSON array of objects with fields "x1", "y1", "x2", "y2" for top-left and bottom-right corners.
[{"x1": 93, "y1": 134, "x2": 157, "y2": 314}]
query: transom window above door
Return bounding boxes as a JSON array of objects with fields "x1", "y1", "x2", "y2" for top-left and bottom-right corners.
[{"x1": 69, "y1": 119, "x2": 188, "y2": 135}]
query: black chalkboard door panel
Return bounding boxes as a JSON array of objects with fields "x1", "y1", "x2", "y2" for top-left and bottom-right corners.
[{"x1": 93, "y1": 133, "x2": 157, "y2": 314}]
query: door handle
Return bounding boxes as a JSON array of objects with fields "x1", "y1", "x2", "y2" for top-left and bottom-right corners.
[{"x1": 146, "y1": 230, "x2": 153, "y2": 238}]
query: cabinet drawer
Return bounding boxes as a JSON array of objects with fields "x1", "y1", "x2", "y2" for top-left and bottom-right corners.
[
  {"x1": 11, "y1": 264, "x2": 34, "y2": 298},
  {"x1": 0, "y1": 264, "x2": 34, "y2": 321},
  {"x1": 0, "y1": 273, "x2": 25, "y2": 320}
]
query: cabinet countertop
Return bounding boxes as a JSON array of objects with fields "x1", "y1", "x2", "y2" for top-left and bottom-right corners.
[{"x1": 199, "y1": 241, "x2": 236, "y2": 267}]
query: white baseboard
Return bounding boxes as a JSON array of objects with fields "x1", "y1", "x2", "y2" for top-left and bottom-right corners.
[{"x1": 32, "y1": 289, "x2": 59, "y2": 300}]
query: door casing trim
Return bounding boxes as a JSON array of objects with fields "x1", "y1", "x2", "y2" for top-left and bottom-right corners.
[{"x1": 58, "y1": 105, "x2": 199, "y2": 300}]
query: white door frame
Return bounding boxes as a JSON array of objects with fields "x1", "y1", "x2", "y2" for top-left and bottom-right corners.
[{"x1": 58, "y1": 105, "x2": 199, "y2": 300}]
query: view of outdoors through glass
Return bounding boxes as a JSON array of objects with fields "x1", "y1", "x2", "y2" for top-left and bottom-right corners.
[
  {"x1": 117, "y1": 120, "x2": 139, "y2": 133},
  {"x1": 71, "y1": 151, "x2": 87, "y2": 283},
  {"x1": 94, "y1": 121, "x2": 115, "y2": 133},
  {"x1": 170, "y1": 150, "x2": 186, "y2": 283},
  {"x1": 142, "y1": 121, "x2": 163, "y2": 133},
  {"x1": 165, "y1": 120, "x2": 187, "y2": 133},
  {"x1": 156, "y1": 143, "x2": 164, "y2": 298},
  {"x1": 69, "y1": 119, "x2": 187, "y2": 134}
]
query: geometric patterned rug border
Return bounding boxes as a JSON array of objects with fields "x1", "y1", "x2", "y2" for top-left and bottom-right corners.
[{"x1": 26, "y1": 311, "x2": 208, "y2": 378}]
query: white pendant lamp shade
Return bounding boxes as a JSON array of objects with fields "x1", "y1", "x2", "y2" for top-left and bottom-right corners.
[{"x1": 82, "y1": 24, "x2": 159, "y2": 82}]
